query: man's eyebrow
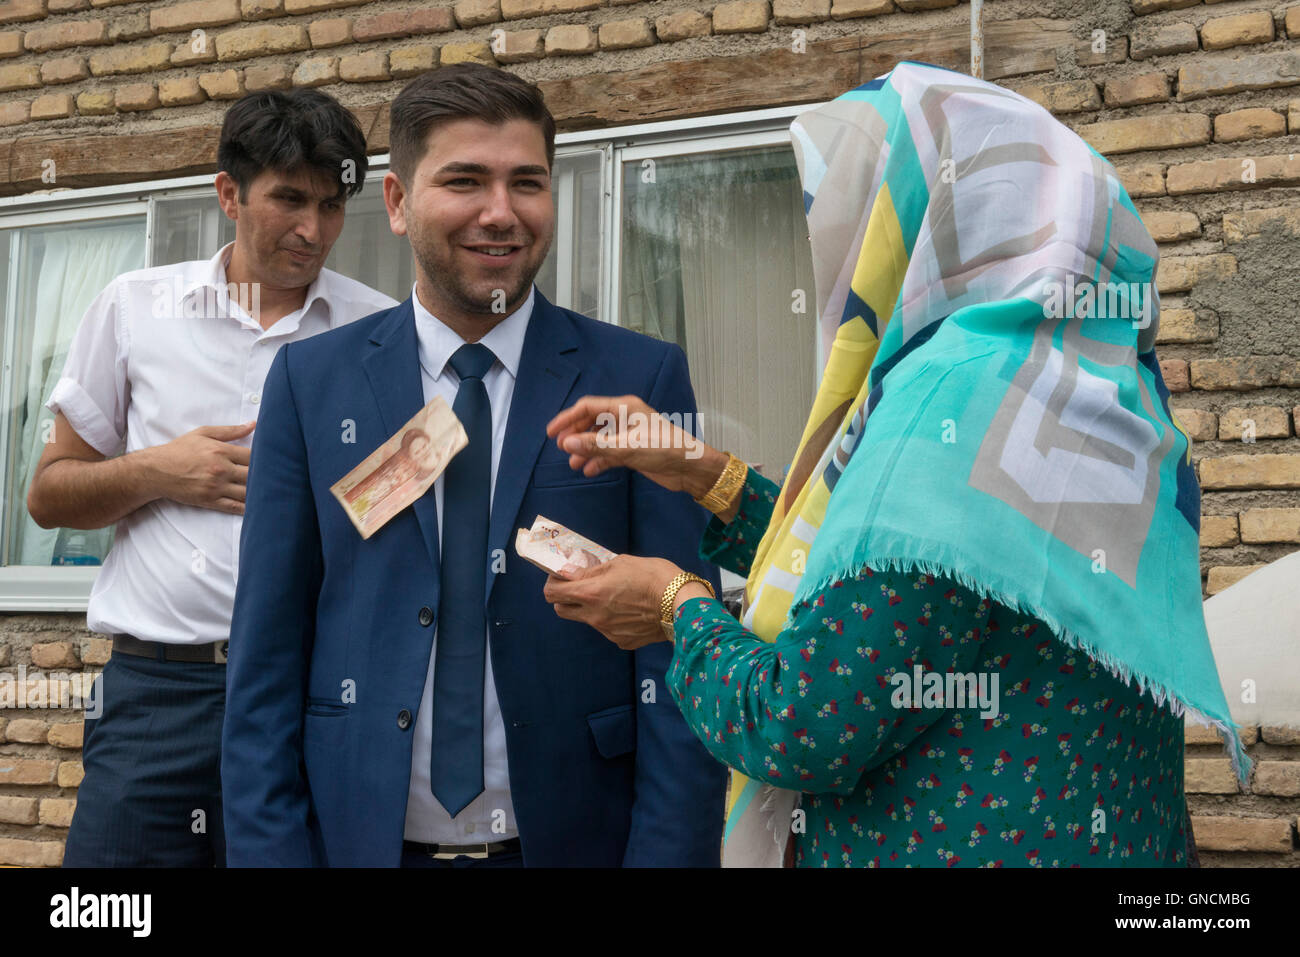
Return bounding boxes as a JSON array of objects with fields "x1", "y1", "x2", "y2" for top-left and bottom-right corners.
[
  {"x1": 268, "y1": 183, "x2": 346, "y2": 202},
  {"x1": 435, "y1": 161, "x2": 550, "y2": 177}
]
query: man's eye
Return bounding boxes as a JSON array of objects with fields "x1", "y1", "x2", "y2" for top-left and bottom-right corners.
[
  {"x1": 516, "y1": 180, "x2": 545, "y2": 190},
  {"x1": 446, "y1": 177, "x2": 478, "y2": 186}
]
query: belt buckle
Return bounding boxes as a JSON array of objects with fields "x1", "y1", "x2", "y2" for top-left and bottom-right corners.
[
  {"x1": 214, "y1": 641, "x2": 229, "y2": 664},
  {"x1": 432, "y1": 842, "x2": 491, "y2": 860}
]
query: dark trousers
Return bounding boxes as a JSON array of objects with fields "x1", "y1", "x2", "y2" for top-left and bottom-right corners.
[{"x1": 62, "y1": 650, "x2": 227, "y2": 867}]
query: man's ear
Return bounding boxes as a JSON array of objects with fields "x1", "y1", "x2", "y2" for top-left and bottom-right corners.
[
  {"x1": 214, "y1": 171, "x2": 240, "y2": 222},
  {"x1": 383, "y1": 171, "x2": 407, "y2": 237}
]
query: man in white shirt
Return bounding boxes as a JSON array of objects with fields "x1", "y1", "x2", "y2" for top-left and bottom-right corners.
[{"x1": 26, "y1": 89, "x2": 396, "y2": 867}]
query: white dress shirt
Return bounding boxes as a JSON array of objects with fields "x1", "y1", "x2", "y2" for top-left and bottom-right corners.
[
  {"x1": 46, "y1": 242, "x2": 397, "y2": 645},
  {"x1": 403, "y1": 284, "x2": 534, "y2": 845}
]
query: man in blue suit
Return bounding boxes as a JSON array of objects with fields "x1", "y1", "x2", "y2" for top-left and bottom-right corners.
[{"x1": 222, "y1": 64, "x2": 726, "y2": 866}]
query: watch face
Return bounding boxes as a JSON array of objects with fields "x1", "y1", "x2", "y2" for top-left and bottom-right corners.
[{"x1": 661, "y1": 620, "x2": 676, "y2": 641}]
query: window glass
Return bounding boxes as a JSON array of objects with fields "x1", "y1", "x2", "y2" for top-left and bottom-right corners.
[
  {"x1": 535, "y1": 149, "x2": 603, "y2": 320},
  {"x1": 1, "y1": 215, "x2": 146, "y2": 566},
  {"x1": 151, "y1": 193, "x2": 233, "y2": 267},
  {"x1": 324, "y1": 183, "x2": 412, "y2": 301},
  {"x1": 620, "y1": 145, "x2": 816, "y2": 479}
]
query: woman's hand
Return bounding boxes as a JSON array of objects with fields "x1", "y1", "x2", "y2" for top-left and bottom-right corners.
[
  {"x1": 546, "y1": 395, "x2": 729, "y2": 500},
  {"x1": 544, "y1": 555, "x2": 705, "y2": 651}
]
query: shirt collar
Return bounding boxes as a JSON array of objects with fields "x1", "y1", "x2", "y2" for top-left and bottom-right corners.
[
  {"x1": 182, "y1": 242, "x2": 334, "y2": 329},
  {"x1": 411, "y1": 284, "x2": 534, "y2": 384}
]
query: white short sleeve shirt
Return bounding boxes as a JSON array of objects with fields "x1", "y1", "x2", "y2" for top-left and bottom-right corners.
[{"x1": 46, "y1": 242, "x2": 397, "y2": 645}]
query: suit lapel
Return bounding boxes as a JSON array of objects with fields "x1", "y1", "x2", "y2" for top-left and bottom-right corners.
[
  {"x1": 487, "y1": 291, "x2": 579, "y2": 603},
  {"x1": 360, "y1": 298, "x2": 441, "y2": 574}
]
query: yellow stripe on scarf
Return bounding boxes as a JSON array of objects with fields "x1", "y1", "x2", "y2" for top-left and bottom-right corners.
[
  {"x1": 743, "y1": 317, "x2": 877, "y2": 640},
  {"x1": 852, "y1": 183, "x2": 910, "y2": 326}
]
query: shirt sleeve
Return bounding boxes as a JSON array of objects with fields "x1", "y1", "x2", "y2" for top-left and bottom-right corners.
[
  {"x1": 697, "y1": 465, "x2": 779, "y2": 577},
  {"x1": 45, "y1": 279, "x2": 129, "y2": 457},
  {"x1": 668, "y1": 567, "x2": 993, "y2": 795}
]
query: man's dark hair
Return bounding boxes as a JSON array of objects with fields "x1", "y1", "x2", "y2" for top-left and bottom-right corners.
[
  {"x1": 217, "y1": 89, "x2": 369, "y2": 202},
  {"x1": 388, "y1": 64, "x2": 556, "y2": 187}
]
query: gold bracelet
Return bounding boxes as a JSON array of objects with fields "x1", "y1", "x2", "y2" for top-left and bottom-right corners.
[
  {"x1": 660, "y1": 571, "x2": 716, "y2": 629},
  {"x1": 694, "y1": 452, "x2": 747, "y2": 516}
]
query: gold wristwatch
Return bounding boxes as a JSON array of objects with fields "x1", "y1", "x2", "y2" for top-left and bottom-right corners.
[{"x1": 660, "y1": 572, "x2": 716, "y2": 638}]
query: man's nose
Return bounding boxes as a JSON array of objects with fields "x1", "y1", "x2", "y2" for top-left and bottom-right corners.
[
  {"x1": 479, "y1": 182, "x2": 519, "y2": 231},
  {"x1": 295, "y1": 208, "x2": 322, "y2": 247}
]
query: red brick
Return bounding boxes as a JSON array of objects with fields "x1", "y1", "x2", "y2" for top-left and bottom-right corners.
[
  {"x1": 30, "y1": 640, "x2": 78, "y2": 669},
  {"x1": 1191, "y1": 815, "x2": 1292, "y2": 852},
  {"x1": 1190, "y1": 357, "x2": 1300, "y2": 391},
  {"x1": 1215, "y1": 108, "x2": 1286, "y2": 143},
  {"x1": 23, "y1": 19, "x2": 108, "y2": 52},
  {"x1": 1200, "y1": 11, "x2": 1274, "y2": 52},
  {"x1": 1185, "y1": 758, "x2": 1239, "y2": 793},
  {"x1": 1200, "y1": 453, "x2": 1300, "y2": 489},
  {"x1": 1160, "y1": 358, "x2": 1189, "y2": 392},
  {"x1": 1103, "y1": 73, "x2": 1168, "y2": 108},
  {"x1": 772, "y1": 0, "x2": 828, "y2": 24},
  {"x1": 1179, "y1": 51, "x2": 1300, "y2": 101},
  {"x1": 308, "y1": 17, "x2": 350, "y2": 47},
  {"x1": 353, "y1": 8, "x2": 454, "y2": 42},
  {"x1": 1076, "y1": 114, "x2": 1211, "y2": 155},
  {"x1": 0, "y1": 1, "x2": 46, "y2": 26},
  {"x1": 0, "y1": 838, "x2": 64, "y2": 867},
  {"x1": 0, "y1": 758, "x2": 58, "y2": 785},
  {"x1": 1199, "y1": 514, "x2": 1238, "y2": 547},
  {"x1": 0, "y1": 795, "x2": 38, "y2": 825},
  {"x1": 150, "y1": 0, "x2": 242, "y2": 34}
]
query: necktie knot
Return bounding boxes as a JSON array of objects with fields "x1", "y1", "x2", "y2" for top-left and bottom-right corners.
[{"x1": 449, "y1": 343, "x2": 496, "y2": 382}]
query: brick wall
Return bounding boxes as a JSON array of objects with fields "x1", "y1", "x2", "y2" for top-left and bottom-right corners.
[{"x1": 1, "y1": 0, "x2": 1298, "y2": 865}]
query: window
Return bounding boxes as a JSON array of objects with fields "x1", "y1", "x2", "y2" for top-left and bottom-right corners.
[
  {"x1": 617, "y1": 139, "x2": 815, "y2": 477},
  {"x1": 0, "y1": 205, "x2": 147, "y2": 607},
  {"x1": 0, "y1": 104, "x2": 819, "y2": 609}
]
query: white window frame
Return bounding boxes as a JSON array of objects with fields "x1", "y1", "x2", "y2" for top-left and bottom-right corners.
[
  {"x1": 0, "y1": 101, "x2": 821, "y2": 611},
  {"x1": 0, "y1": 200, "x2": 149, "y2": 610}
]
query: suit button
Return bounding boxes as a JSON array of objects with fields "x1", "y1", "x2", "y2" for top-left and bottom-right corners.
[
  {"x1": 418, "y1": 606, "x2": 433, "y2": 627},
  {"x1": 397, "y1": 709, "x2": 412, "y2": 730}
]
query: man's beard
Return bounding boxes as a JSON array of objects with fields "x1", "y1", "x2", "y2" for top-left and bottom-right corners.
[{"x1": 410, "y1": 227, "x2": 552, "y2": 318}]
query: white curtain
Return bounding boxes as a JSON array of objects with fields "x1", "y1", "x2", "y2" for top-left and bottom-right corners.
[
  {"x1": 8, "y1": 219, "x2": 145, "y2": 565},
  {"x1": 621, "y1": 147, "x2": 816, "y2": 478}
]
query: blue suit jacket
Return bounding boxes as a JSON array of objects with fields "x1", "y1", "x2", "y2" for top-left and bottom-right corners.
[{"x1": 222, "y1": 290, "x2": 726, "y2": 866}]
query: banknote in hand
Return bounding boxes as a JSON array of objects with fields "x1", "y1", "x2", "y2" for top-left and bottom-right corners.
[{"x1": 515, "y1": 515, "x2": 616, "y2": 578}]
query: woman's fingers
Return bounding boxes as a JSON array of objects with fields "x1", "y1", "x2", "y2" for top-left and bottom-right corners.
[
  {"x1": 547, "y1": 395, "x2": 630, "y2": 439},
  {"x1": 547, "y1": 395, "x2": 657, "y2": 442}
]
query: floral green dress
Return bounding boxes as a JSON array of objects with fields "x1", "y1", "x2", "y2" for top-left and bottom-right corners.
[{"x1": 669, "y1": 468, "x2": 1188, "y2": 867}]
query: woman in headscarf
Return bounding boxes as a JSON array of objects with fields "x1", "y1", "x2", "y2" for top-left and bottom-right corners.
[{"x1": 543, "y1": 61, "x2": 1245, "y2": 867}]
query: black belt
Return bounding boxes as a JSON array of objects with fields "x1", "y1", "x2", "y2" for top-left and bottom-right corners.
[
  {"x1": 403, "y1": 838, "x2": 521, "y2": 861},
  {"x1": 113, "y1": 634, "x2": 228, "y2": 664}
]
